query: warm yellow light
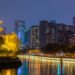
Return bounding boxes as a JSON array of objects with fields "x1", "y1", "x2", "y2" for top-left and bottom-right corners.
[
  {"x1": 0, "y1": 27, "x2": 4, "y2": 32},
  {"x1": 2, "y1": 33, "x2": 20, "y2": 51},
  {"x1": 18, "y1": 55, "x2": 60, "y2": 63},
  {"x1": 0, "y1": 20, "x2": 3, "y2": 24},
  {"x1": 0, "y1": 32, "x2": 21, "y2": 56}
]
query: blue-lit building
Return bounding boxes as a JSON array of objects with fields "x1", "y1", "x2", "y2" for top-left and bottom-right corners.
[
  {"x1": 15, "y1": 20, "x2": 25, "y2": 47},
  {"x1": 25, "y1": 29, "x2": 30, "y2": 49}
]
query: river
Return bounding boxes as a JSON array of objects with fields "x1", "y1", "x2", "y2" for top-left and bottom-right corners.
[{"x1": 0, "y1": 55, "x2": 75, "y2": 75}]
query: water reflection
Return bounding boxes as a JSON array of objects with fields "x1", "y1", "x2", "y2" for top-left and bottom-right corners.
[
  {"x1": 18, "y1": 56, "x2": 75, "y2": 75},
  {"x1": 63, "y1": 61, "x2": 75, "y2": 75},
  {"x1": 18, "y1": 56, "x2": 61, "y2": 75},
  {"x1": 18, "y1": 60, "x2": 29, "y2": 75},
  {"x1": 0, "y1": 69, "x2": 17, "y2": 75},
  {"x1": 1, "y1": 56, "x2": 75, "y2": 75}
]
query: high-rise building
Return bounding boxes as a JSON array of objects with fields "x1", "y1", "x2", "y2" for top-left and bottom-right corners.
[
  {"x1": 39, "y1": 20, "x2": 74, "y2": 48},
  {"x1": 39, "y1": 20, "x2": 49, "y2": 48},
  {"x1": 69, "y1": 34, "x2": 75, "y2": 45},
  {"x1": 25, "y1": 29, "x2": 30, "y2": 49},
  {"x1": 73, "y1": 16, "x2": 75, "y2": 25},
  {"x1": 30, "y1": 26, "x2": 40, "y2": 49},
  {"x1": 15, "y1": 20, "x2": 25, "y2": 47}
]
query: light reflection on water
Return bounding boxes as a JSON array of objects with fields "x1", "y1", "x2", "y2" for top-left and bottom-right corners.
[
  {"x1": 18, "y1": 57, "x2": 60, "y2": 75},
  {"x1": 0, "y1": 69, "x2": 17, "y2": 75},
  {"x1": 18, "y1": 56, "x2": 75, "y2": 75},
  {"x1": 0, "y1": 56, "x2": 75, "y2": 75}
]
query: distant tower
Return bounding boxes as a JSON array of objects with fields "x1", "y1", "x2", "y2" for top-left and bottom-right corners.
[
  {"x1": 73, "y1": 16, "x2": 75, "y2": 25},
  {"x1": 15, "y1": 20, "x2": 25, "y2": 47}
]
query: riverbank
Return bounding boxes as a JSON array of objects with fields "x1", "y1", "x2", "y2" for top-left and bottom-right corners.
[{"x1": 18, "y1": 53, "x2": 75, "y2": 59}]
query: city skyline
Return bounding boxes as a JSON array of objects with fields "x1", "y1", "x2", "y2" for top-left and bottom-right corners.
[{"x1": 0, "y1": 0, "x2": 75, "y2": 33}]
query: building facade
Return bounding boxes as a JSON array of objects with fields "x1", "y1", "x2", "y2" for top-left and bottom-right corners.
[
  {"x1": 73, "y1": 16, "x2": 75, "y2": 25},
  {"x1": 30, "y1": 26, "x2": 40, "y2": 49},
  {"x1": 39, "y1": 20, "x2": 49, "y2": 48},
  {"x1": 15, "y1": 20, "x2": 25, "y2": 47},
  {"x1": 25, "y1": 29, "x2": 30, "y2": 49},
  {"x1": 39, "y1": 20, "x2": 75, "y2": 48}
]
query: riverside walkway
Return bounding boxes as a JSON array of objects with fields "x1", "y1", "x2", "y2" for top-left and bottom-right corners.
[{"x1": 17, "y1": 54, "x2": 75, "y2": 63}]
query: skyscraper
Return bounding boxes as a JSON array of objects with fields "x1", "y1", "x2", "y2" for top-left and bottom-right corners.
[
  {"x1": 15, "y1": 20, "x2": 25, "y2": 47},
  {"x1": 30, "y1": 26, "x2": 40, "y2": 49},
  {"x1": 39, "y1": 20, "x2": 73, "y2": 48},
  {"x1": 73, "y1": 16, "x2": 75, "y2": 25},
  {"x1": 39, "y1": 20, "x2": 49, "y2": 48},
  {"x1": 25, "y1": 29, "x2": 30, "y2": 49}
]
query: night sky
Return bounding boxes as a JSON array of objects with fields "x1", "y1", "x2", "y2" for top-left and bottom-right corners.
[{"x1": 0, "y1": 0, "x2": 75, "y2": 33}]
